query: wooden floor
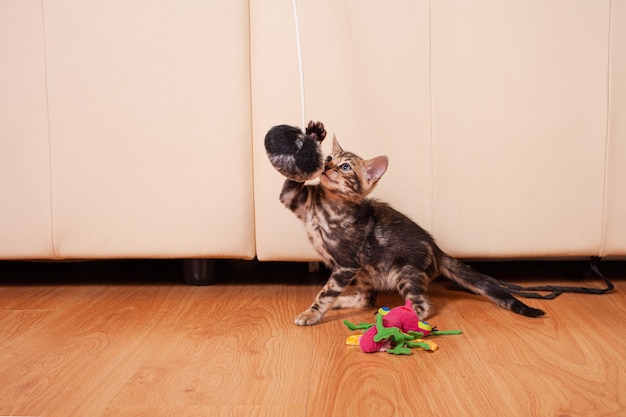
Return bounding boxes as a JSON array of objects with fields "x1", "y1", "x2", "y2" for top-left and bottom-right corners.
[{"x1": 0, "y1": 259, "x2": 624, "y2": 417}]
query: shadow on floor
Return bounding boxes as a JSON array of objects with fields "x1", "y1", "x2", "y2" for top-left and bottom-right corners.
[{"x1": 0, "y1": 258, "x2": 623, "y2": 287}]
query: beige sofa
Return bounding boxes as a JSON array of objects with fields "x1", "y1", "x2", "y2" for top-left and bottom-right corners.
[{"x1": 2, "y1": 1, "x2": 625, "y2": 274}]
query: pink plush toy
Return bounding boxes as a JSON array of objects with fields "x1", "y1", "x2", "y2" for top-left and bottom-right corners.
[{"x1": 344, "y1": 300, "x2": 462, "y2": 355}]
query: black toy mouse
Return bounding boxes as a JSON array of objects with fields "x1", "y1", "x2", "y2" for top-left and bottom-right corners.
[{"x1": 264, "y1": 120, "x2": 327, "y2": 182}]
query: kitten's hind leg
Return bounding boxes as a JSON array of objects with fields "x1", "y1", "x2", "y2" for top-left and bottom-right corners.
[
  {"x1": 394, "y1": 266, "x2": 434, "y2": 320},
  {"x1": 333, "y1": 287, "x2": 378, "y2": 309},
  {"x1": 295, "y1": 266, "x2": 358, "y2": 326}
]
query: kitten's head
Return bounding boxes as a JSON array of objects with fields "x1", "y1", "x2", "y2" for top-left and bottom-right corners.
[{"x1": 319, "y1": 136, "x2": 388, "y2": 201}]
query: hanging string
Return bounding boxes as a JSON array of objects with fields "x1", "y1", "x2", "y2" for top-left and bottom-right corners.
[{"x1": 292, "y1": 0, "x2": 306, "y2": 128}]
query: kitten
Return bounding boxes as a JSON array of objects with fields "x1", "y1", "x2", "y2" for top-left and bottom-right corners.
[{"x1": 280, "y1": 123, "x2": 545, "y2": 326}]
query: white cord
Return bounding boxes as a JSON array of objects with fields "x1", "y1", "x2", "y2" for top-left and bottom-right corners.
[{"x1": 292, "y1": 0, "x2": 306, "y2": 128}]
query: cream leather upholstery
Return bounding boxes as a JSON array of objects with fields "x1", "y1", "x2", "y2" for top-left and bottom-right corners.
[
  {"x1": 1, "y1": 1, "x2": 624, "y2": 261},
  {"x1": 429, "y1": 1, "x2": 609, "y2": 258},
  {"x1": 1, "y1": 1, "x2": 52, "y2": 258},
  {"x1": 252, "y1": 0, "x2": 625, "y2": 261},
  {"x1": 252, "y1": 1, "x2": 433, "y2": 261},
  {"x1": 1, "y1": 0, "x2": 255, "y2": 259},
  {"x1": 603, "y1": 0, "x2": 626, "y2": 257}
]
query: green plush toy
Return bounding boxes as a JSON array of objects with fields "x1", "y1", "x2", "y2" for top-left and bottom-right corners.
[{"x1": 344, "y1": 301, "x2": 462, "y2": 355}]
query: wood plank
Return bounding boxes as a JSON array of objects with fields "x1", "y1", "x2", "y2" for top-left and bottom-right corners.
[{"x1": 0, "y1": 261, "x2": 624, "y2": 417}]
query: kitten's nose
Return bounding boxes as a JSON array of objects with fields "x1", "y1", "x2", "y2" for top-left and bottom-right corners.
[{"x1": 324, "y1": 156, "x2": 333, "y2": 171}]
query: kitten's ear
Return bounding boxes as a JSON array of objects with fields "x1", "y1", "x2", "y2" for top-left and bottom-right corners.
[
  {"x1": 332, "y1": 135, "x2": 343, "y2": 154},
  {"x1": 364, "y1": 156, "x2": 388, "y2": 184}
]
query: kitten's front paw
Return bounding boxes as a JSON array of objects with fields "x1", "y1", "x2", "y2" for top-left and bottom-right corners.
[
  {"x1": 294, "y1": 309, "x2": 323, "y2": 326},
  {"x1": 305, "y1": 121, "x2": 327, "y2": 142}
]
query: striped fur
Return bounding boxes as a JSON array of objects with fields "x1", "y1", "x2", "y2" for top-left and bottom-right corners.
[{"x1": 281, "y1": 139, "x2": 544, "y2": 326}]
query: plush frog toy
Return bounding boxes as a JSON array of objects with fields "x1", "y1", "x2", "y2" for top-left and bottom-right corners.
[{"x1": 344, "y1": 300, "x2": 462, "y2": 355}]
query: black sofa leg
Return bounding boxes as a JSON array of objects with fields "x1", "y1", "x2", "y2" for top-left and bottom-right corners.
[{"x1": 183, "y1": 259, "x2": 216, "y2": 285}]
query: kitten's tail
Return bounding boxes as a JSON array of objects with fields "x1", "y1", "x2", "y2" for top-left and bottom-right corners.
[{"x1": 440, "y1": 254, "x2": 545, "y2": 318}]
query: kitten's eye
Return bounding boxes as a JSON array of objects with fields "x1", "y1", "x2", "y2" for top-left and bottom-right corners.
[
  {"x1": 326, "y1": 156, "x2": 332, "y2": 163},
  {"x1": 340, "y1": 163, "x2": 352, "y2": 172}
]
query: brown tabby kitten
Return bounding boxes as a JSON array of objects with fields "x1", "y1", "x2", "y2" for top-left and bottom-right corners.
[{"x1": 280, "y1": 129, "x2": 545, "y2": 326}]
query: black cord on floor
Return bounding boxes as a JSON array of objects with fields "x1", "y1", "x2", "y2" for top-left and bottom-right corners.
[{"x1": 498, "y1": 257, "x2": 615, "y2": 300}]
